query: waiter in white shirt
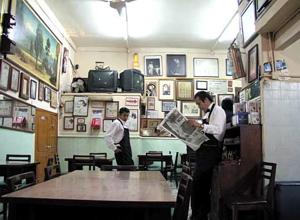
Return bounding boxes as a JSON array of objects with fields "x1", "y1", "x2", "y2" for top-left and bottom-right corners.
[
  {"x1": 188, "y1": 91, "x2": 226, "y2": 220},
  {"x1": 104, "y1": 107, "x2": 134, "y2": 165}
]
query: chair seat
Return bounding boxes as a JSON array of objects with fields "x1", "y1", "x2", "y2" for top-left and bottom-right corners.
[{"x1": 226, "y1": 194, "x2": 268, "y2": 207}]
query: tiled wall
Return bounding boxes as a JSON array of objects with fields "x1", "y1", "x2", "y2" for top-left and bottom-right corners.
[{"x1": 263, "y1": 80, "x2": 300, "y2": 181}]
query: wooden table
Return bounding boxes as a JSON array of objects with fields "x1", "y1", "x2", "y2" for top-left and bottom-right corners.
[
  {"x1": 0, "y1": 161, "x2": 39, "y2": 180},
  {"x1": 1, "y1": 171, "x2": 176, "y2": 220},
  {"x1": 65, "y1": 157, "x2": 113, "y2": 171}
]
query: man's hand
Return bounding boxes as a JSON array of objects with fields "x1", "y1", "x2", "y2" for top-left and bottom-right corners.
[
  {"x1": 188, "y1": 119, "x2": 203, "y2": 129},
  {"x1": 114, "y1": 148, "x2": 122, "y2": 154}
]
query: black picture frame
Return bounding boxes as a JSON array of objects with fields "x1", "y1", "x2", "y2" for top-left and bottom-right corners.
[
  {"x1": 166, "y1": 54, "x2": 186, "y2": 77},
  {"x1": 76, "y1": 124, "x2": 86, "y2": 132},
  {"x1": 30, "y1": 80, "x2": 37, "y2": 100},
  {"x1": 248, "y1": 44, "x2": 259, "y2": 83},
  {"x1": 63, "y1": 116, "x2": 74, "y2": 130},
  {"x1": 144, "y1": 55, "x2": 162, "y2": 77},
  {"x1": 195, "y1": 80, "x2": 208, "y2": 90}
]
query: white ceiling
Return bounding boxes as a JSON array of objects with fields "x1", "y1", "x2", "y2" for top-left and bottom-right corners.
[{"x1": 43, "y1": 0, "x2": 239, "y2": 50}]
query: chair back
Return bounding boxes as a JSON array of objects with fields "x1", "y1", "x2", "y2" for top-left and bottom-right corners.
[
  {"x1": 89, "y1": 152, "x2": 107, "y2": 159},
  {"x1": 101, "y1": 165, "x2": 137, "y2": 171},
  {"x1": 173, "y1": 172, "x2": 193, "y2": 220},
  {"x1": 6, "y1": 171, "x2": 36, "y2": 192},
  {"x1": 71, "y1": 155, "x2": 96, "y2": 171},
  {"x1": 44, "y1": 165, "x2": 61, "y2": 181},
  {"x1": 6, "y1": 154, "x2": 31, "y2": 162},
  {"x1": 54, "y1": 154, "x2": 60, "y2": 165},
  {"x1": 145, "y1": 152, "x2": 163, "y2": 170},
  {"x1": 181, "y1": 164, "x2": 191, "y2": 175}
]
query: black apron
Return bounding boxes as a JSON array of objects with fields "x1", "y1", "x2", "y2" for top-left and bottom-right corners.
[{"x1": 115, "y1": 119, "x2": 134, "y2": 165}]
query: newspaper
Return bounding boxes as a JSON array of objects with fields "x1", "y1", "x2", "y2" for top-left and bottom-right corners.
[{"x1": 157, "y1": 108, "x2": 209, "y2": 151}]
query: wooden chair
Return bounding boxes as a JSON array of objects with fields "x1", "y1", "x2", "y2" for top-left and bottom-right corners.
[
  {"x1": 101, "y1": 165, "x2": 137, "y2": 171},
  {"x1": 89, "y1": 152, "x2": 107, "y2": 159},
  {"x1": 6, "y1": 154, "x2": 31, "y2": 162},
  {"x1": 6, "y1": 171, "x2": 36, "y2": 192},
  {"x1": 71, "y1": 155, "x2": 96, "y2": 171},
  {"x1": 48, "y1": 154, "x2": 62, "y2": 174},
  {"x1": 164, "y1": 152, "x2": 179, "y2": 183},
  {"x1": 144, "y1": 152, "x2": 164, "y2": 171},
  {"x1": 44, "y1": 165, "x2": 61, "y2": 181},
  {"x1": 0, "y1": 186, "x2": 8, "y2": 220},
  {"x1": 225, "y1": 162, "x2": 277, "y2": 220},
  {"x1": 173, "y1": 172, "x2": 193, "y2": 220}
]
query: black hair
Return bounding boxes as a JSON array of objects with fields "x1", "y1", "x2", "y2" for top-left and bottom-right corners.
[
  {"x1": 221, "y1": 98, "x2": 233, "y2": 112},
  {"x1": 194, "y1": 91, "x2": 213, "y2": 102},
  {"x1": 119, "y1": 107, "x2": 130, "y2": 114}
]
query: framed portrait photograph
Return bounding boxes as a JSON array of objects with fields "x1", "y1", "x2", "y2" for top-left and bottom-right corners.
[
  {"x1": 50, "y1": 90, "x2": 58, "y2": 108},
  {"x1": 193, "y1": 58, "x2": 219, "y2": 77},
  {"x1": 145, "y1": 80, "x2": 158, "y2": 97},
  {"x1": 226, "y1": 58, "x2": 234, "y2": 76},
  {"x1": 38, "y1": 81, "x2": 44, "y2": 101},
  {"x1": 218, "y1": 94, "x2": 234, "y2": 106},
  {"x1": 127, "y1": 109, "x2": 138, "y2": 131},
  {"x1": 63, "y1": 116, "x2": 74, "y2": 130},
  {"x1": 181, "y1": 101, "x2": 200, "y2": 117},
  {"x1": 162, "y1": 101, "x2": 176, "y2": 112},
  {"x1": 30, "y1": 80, "x2": 37, "y2": 100},
  {"x1": 241, "y1": 1, "x2": 256, "y2": 46},
  {"x1": 248, "y1": 44, "x2": 259, "y2": 83},
  {"x1": 105, "y1": 101, "x2": 119, "y2": 119},
  {"x1": 0, "y1": 100, "x2": 13, "y2": 117},
  {"x1": 176, "y1": 80, "x2": 194, "y2": 100},
  {"x1": 103, "y1": 119, "x2": 114, "y2": 132},
  {"x1": 9, "y1": 67, "x2": 20, "y2": 92},
  {"x1": 144, "y1": 55, "x2": 162, "y2": 77},
  {"x1": 77, "y1": 124, "x2": 86, "y2": 132},
  {"x1": 64, "y1": 101, "x2": 74, "y2": 113},
  {"x1": 19, "y1": 73, "x2": 30, "y2": 100},
  {"x1": 44, "y1": 86, "x2": 51, "y2": 102},
  {"x1": 196, "y1": 80, "x2": 208, "y2": 90},
  {"x1": 73, "y1": 96, "x2": 89, "y2": 116},
  {"x1": 159, "y1": 80, "x2": 175, "y2": 100},
  {"x1": 167, "y1": 54, "x2": 186, "y2": 77},
  {"x1": 0, "y1": 60, "x2": 10, "y2": 91},
  {"x1": 147, "y1": 97, "x2": 155, "y2": 110},
  {"x1": 125, "y1": 97, "x2": 139, "y2": 106},
  {"x1": 77, "y1": 118, "x2": 85, "y2": 124}
]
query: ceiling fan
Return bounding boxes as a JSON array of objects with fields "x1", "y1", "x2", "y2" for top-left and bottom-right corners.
[{"x1": 100, "y1": 0, "x2": 136, "y2": 15}]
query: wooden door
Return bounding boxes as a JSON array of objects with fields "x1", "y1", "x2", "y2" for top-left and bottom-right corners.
[{"x1": 35, "y1": 109, "x2": 58, "y2": 182}]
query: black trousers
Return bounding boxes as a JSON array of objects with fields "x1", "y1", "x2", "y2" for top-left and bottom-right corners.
[
  {"x1": 115, "y1": 152, "x2": 134, "y2": 165},
  {"x1": 191, "y1": 145, "x2": 221, "y2": 220}
]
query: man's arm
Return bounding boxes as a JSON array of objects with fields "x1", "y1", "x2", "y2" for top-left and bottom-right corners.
[
  {"x1": 104, "y1": 122, "x2": 120, "y2": 152},
  {"x1": 203, "y1": 109, "x2": 226, "y2": 135}
]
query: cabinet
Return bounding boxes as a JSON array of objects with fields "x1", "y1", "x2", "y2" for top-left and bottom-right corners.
[{"x1": 210, "y1": 125, "x2": 262, "y2": 220}]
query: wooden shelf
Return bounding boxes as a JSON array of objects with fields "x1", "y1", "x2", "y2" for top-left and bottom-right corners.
[{"x1": 255, "y1": 0, "x2": 300, "y2": 33}]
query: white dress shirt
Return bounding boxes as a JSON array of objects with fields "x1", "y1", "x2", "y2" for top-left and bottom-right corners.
[
  {"x1": 104, "y1": 119, "x2": 128, "y2": 151},
  {"x1": 202, "y1": 103, "x2": 226, "y2": 142}
]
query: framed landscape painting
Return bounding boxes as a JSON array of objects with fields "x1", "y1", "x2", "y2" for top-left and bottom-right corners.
[{"x1": 8, "y1": 0, "x2": 62, "y2": 90}]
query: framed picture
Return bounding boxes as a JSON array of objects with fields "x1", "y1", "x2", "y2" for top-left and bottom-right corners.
[
  {"x1": 241, "y1": 1, "x2": 256, "y2": 46},
  {"x1": 248, "y1": 44, "x2": 259, "y2": 83},
  {"x1": 193, "y1": 58, "x2": 219, "y2": 77},
  {"x1": 3, "y1": 117, "x2": 13, "y2": 127},
  {"x1": 73, "y1": 96, "x2": 89, "y2": 116},
  {"x1": 127, "y1": 109, "x2": 138, "y2": 131},
  {"x1": 19, "y1": 72, "x2": 30, "y2": 100},
  {"x1": 226, "y1": 58, "x2": 234, "y2": 76},
  {"x1": 31, "y1": 106, "x2": 36, "y2": 116},
  {"x1": 76, "y1": 124, "x2": 86, "y2": 132},
  {"x1": 0, "y1": 100, "x2": 13, "y2": 117},
  {"x1": 125, "y1": 97, "x2": 139, "y2": 106},
  {"x1": 64, "y1": 101, "x2": 74, "y2": 113},
  {"x1": 62, "y1": 47, "x2": 69, "y2": 74},
  {"x1": 9, "y1": 67, "x2": 20, "y2": 92},
  {"x1": 176, "y1": 80, "x2": 194, "y2": 100},
  {"x1": 0, "y1": 60, "x2": 10, "y2": 90},
  {"x1": 218, "y1": 94, "x2": 234, "y2": 106},
  {"x1": 159, "y1": 80, "x2": 175, "y2": 100},
  {"x1": 147, "y1": 97, "x2": 155, "y2": 110},
  {"x1": 91, "y1": 101, "x2": 105, "y2": 108},
  {"x1": 181, "y1": 101, "x2": 200, "y2": 117},
  {"x1": 144, "y1": 55, "x2": 162, "y2": 76},
  {"x1": 145, "y1": 80, "x2": 158, "y2": 97},
  {"x1": 38, "y1": 81, "x2": 44, "y2": 101},
  {"x1": 103, "y1": 119, "x2": 114, "y2": 132},
  {"x1": 7, "y1": 0, "x2": 62, "y2": 89},
  {"x1": 50, "y1": 90, "x2": 58, "y2": 108},
  {"x1": 263, "y1": 62, "x2": 272, "y2": 73},
  {"x1": 63, "y1": 116, "x2": 74, "y2": 130},
  {"x1": 167, "y1": 54, "x2": 186, "y2": 77},
  {"x1": 30, "y1": 80, "x2": 37, "y2": 100},
  {"x1": 161, "y1": 101, "x2": 176, "y2": 112},
  {"x1": 196, "y1": 80, "x2": 208, "y2": 90},
  {"x1": 77, "y1": 118, "x2": 85, "y2": 124},
  {"x1": 44, "y1": 86, "x2": 51, "y2": 102},
  {"x1": 105, "y1": 101, "x2": 118, "y2": 119}
]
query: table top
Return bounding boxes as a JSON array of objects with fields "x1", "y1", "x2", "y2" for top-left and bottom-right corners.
[
  {"x1": 1, "y1": 171, "x2": 176, "y2": 207},
  {"x1": 65, "y1": 157, "x2": 113, "y2": 161},
  {"x1": 0, "y1": 161, "x2": 39, "y2": 167}
]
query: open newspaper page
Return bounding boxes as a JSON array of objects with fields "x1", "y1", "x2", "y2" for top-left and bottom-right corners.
[{"x1": 157, "y1": 108, "x2": 209, "y2": 151}]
